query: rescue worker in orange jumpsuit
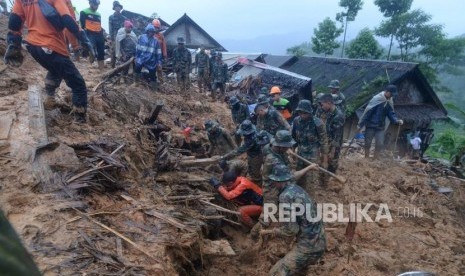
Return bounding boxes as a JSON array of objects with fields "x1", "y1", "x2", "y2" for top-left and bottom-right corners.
[
  {"x1": 270, "y1": 86, "x2": 293, "y2": 123},
  {"x1": 210, "y1": 172, "x2": 263, "y2": 228}
]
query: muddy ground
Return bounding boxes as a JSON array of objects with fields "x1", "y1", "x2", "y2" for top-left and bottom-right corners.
[{"x1": 1, "y1": 16, "x2": 465, "y2": 275}]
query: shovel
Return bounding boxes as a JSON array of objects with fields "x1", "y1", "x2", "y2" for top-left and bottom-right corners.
[{"x1": 288, "y1": 151, "x2": 347, "y2": 184}]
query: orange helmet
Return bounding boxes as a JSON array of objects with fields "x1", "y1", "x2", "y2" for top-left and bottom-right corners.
[
  {"x1": 270, "y1": 86, "x2": 281, "y2": 95},
  {"x1": 152, "y1": 19, "x2": 161, "y2": 28}
]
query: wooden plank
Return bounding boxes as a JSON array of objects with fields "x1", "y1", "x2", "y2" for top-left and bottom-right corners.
[
  {"x1": 146, "y1": 103, "x2": 164, "y2": 125},
  {"x1": 28, "y1": 85, "x2": 48, "y2": 144},
  {"x1": 0, "y1": 114, "x2": 14, "y2": 140},
  {"x1": 179, "y1": 156, "x2": 221, "y2": 167},
  {"x1": 201, "y1": 239, "x2": 236, "y2": 256}
]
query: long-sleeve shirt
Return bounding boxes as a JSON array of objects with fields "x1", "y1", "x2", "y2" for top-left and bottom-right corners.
[
  {"x1": 218, "y1": 177, "x2": 263, "y2": 205},
  {"x1": 359, "y1": 102, "x2": 398, "y2": 130},
  {"x1": 316, "y1": 107, "x2": 345, "y2": 148},
  {"x1": 231, "y1": 103, "x2": 250, "y2": 126},
  {"x1": 11, "y1": 0, "x2": 78, "y2": 56},
  {"x1": 108, "y1": 12, "x2": 126, "y2": 39},
  {"x1": 292, "y1": 116, "x2": 329, "y2": 155},
  {"x1": 80, "y1": 8, "x2": 102, "y2": 34},
  {"x1": 223, "y1": 134, "x2": 262, "y2": 160},
  {"x1": 257, "y1": 108, "x2": 291, "y2": 136},
  {"x1": 135, "y1": 34, "x2": 162, "y2": 70}
]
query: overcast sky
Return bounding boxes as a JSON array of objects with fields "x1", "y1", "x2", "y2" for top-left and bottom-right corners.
[{"x1": 73, "y1": 0, "x2": 464, "y2": 43}]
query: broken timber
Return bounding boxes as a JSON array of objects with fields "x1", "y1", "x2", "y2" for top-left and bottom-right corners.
[
  {"x1": 94, "y1": 57, "x2": 135, "y2": 92},
  {"x1": 28, "y1": 85, "x2": 48, "y2": 145},
  {"x1": 178, "y1": 156, "x2": 221, "y2": 167}
]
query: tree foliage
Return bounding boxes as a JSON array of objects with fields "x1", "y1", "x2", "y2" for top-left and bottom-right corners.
[
  {"x1": 287, "y1": 43, "x2": 311, "y2": 57},
  {"x1": 336, "y1": 0, "x2": 363, "y2": 57},
  {"x1": 374, "y1": 0, "x2": 413, "y2": 60},
  {"x1": 346, "y1": 28, "x2": 383, "y2": 59},
  {"x1": 311, "y1": 17, "x2": 343, "y2": 56}
]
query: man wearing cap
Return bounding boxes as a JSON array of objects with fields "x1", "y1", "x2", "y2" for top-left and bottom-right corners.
[
  {"x1": 292, "y1": 100, "x2": 329, "y2": 191},
  {"x1": 211, "y1": 52, "x2": 228, "y2": 100},
  {"x1": 172, "y1": 36, "x2": 192, "y2": 92},
  {"x1": 195, "y1": 46, "x2": 210, "y2": 93},
  {"x1": 222, "y1": 120, "x2": 263, "y2": 184},
  {"x1": 109, "y1": 1, "x2": 127, "y2": 68},
  {"x1": 204, "y1": 120, "x2": 236, "y2": 156},
  {"x1": 256, "y1": 95, "x2": 291, "y2": 136},
  {"x1": 229, "y1": 95, "x2": 250, "y2": 144},
  {"x1": 328, "y1": 80, "x2": 346, "y2": 115},
  {"x1": 261, "y1": 164, "x2": 326, "y2": 275},
  {"x1": 270, "y1": 86, "x2": 293, "y2": 123},
  {"x1": 115, "y1": 20, "x2": 137, "y2": 76},
  {"x1": 80, "y1": 0, "x2": 105, "y2": 70},
  {"x1": 316, "y1": 94, "x2": 345, "y2": 175},
  {"x1": 358, "y1": 84, "x2": 404, "y2": 159},
  {"x1": 209, "y1": 172, "x2": 263, "y2": 228},
  {"x1": 134, "y1": 24, "x2": 162, "y2": 90}
]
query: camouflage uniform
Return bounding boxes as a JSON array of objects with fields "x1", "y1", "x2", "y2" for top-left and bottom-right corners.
[
  {"x1": 292, "y1": 115, "x2": 329, "y2": 191},
  {"x1": 223, "y1": 121, "x2": 263, "y2": 184},
  {"x1": 257, "y1": 107, "x2": 291, "y2": 136},
  {"x1": 195, "y1": 50, "x2": 210, "y2": 92},
  {"x1": 269, "y1": 183, "x2": 326, "y2": 276},
  {"x1": 207, "y1": 126, "x2": 236, "y2": 156},
  {"x1": 316, "y1": 106, "x2": 345, "y2": 173},
  {"x1": 172, "y1": 43, "x2": 192, "y2": 92},
  {"x1": 211, "y1": 57, "x2": 228, "y2": 99},
  {"x1": 332, "y1": 92, "x2": 346, "y2": 115},
  {"x1": 262, "y1": 145, "x2": 290, "y2": 206},
  {"x1": 224, "y1": 159, "x2": 248, "y2": 177},
  {"x1": 230, "y1": 96, "x2": 251, "y2": 145}
]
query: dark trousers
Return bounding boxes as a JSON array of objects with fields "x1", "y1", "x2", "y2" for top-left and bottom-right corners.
[
  {"x1": 365, "y1": 127, "x2": 385, "y2": 157},
  {"x1": 134, "y1": 65, "x2": 157, "y2": 82},
  {"x1": 87, "y1": 31, "x2": 105, "y2": 61},
  {"x1": 26, "y1": 44, "x2": 87, "y2": 108}
]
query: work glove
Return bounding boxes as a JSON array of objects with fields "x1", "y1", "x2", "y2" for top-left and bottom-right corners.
[
  {"x1": 4, "y1": 33, "x2": 23, "y2": 67},
  {"x1": 78, "y1": 31, "x2": 96, "y2": 64},
  {"x1": 397, "y1": 119, "x2": 404, "y2": 125},
  {"x1": 209, "y1": 177, "x2": 221, "y2": 189}
]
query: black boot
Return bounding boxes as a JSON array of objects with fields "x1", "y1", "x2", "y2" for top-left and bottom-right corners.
[{"x1": 73, "y1": 106, "x2": 87, "y2": 123}]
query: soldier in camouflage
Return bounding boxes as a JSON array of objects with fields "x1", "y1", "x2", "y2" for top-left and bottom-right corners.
[
  {"x1": 316, "y1": 94, "x2": 345, "y2": 174},
  {"x1": 211, "y1": 52, "x2": 228, "y2": 100},
  {"x1": 328, "y1": 80, "x2": 346, "y2": 116},
  {"x1": 172, "y1": 37, "x2": 192, "y2": 92},
  {"x1": 219, "y1": 158, "x2": 248, "y2": 177},
  {"x1": 222, "y1": 120, "x2": 263, "y2": 184},
  {"x1": 229, "y1": 96, "x2": 250, "y2": 145},
  {"x1": 292, "y1": 100, "x2": 329, "y2": 191},
  {"x1": 262, "y1": 130, "x2": 294, "y2": 206},
  {"x1": 109, "y1": 1, "x2": 127, "y2": 68},
  {"x1": 205, "y1": 120, "x2": 236, "y2": 156},
  {"x1": 256, "y1": 95, "x2": 291, "y2": 136},
  {"x1": 261, "y1": 164, "x2": 326, "y2": 276},
  {"x1": 195, "y1": 46, "x2": 210, "y2": 93}
]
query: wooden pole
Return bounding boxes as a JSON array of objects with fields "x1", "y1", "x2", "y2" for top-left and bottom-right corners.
[{"x1": 288, "y1": 151, "x2": 347, "y2": 184}]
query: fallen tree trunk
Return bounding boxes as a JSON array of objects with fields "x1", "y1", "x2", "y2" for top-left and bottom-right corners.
[{"x1": 178, "y1": 156, "x2": 220, "y2": 167}]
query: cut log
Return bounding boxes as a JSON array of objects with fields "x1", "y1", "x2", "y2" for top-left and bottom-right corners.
[
  {"x1": 102, "y1": 57, "x2": 135, "y2": 80},
  {"x1": 28, "y1": 85, "x2": 48, "y2": 144},
  {"x1": 146, "y1": 103, "x2": 164, "y2": 125},
  {"x1": 179, "y1": 156, "x2": 221, "y2": 167},
  {"x1": 0, "y1": 113, "x2": 15, "y2": 140},
  {"x1": 201, "y1": 239, "x2": 236, "y2": 256}
]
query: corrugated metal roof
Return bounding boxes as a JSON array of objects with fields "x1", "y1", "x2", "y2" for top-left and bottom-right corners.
[{"x1": 263, "y1": 54, "x2": 296, "y2": 68}]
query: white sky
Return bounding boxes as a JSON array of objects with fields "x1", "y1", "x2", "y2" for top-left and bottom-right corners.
[{"x1": 72, "y1": 0, "x2": 464, "y2": 41}]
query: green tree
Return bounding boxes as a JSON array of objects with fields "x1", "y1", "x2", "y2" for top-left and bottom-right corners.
[
  {"x1": 287, "y1": 43, "x2": 311, "y2": 57},
  {"x1": 346, "y1": 28, "x2": 383, "y2": 59},
  {"x1": 311, "y1": 17, "x2": 343, "y2": 57},
  {"x1": 374, "y1": 0, "x2": 413, "y2": 60},
  {"x1": 336, "y1": 0, "x2": 364, "y2": 58},
  {"x1": 394, "y1": 9, "x2": 443, "y2": 61}
]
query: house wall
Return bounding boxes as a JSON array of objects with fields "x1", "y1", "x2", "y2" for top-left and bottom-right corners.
[
  {"x1": 165, "y1": 23, "x2": 216, "y2": 48},
  {"x1": 396, "y1": 78, "x2": 427, "y2": 105}
]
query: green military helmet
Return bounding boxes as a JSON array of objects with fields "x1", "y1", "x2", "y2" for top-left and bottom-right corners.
[
  {"x1": 271, "y1": 130, "x2": 296, "y2": 148},
  {"x1": 256, "y1": 130, "x2": 272, "y2": 145},
  {"x1": 316, "y1": 92, "x2": 325, "y2": 103},
  {"x1": 328, "y1": 79, "x2": 340, "y2": 89},
  {"x1": 256, "y1": 94, "x2": 269, "y2": 106},
  {"x1": 204, "y1": 119, "x2": 215, "y2": 130},
  {"x1": 229, "y1": 96, "x2": 240, "y2": 106},
  {"x1": 269, "y1": 164, "x2": 293, "y2": 182},
  {"x1": 332, "y1": 94, "x2": 343, "y2": 105},
  {"x1": 295, "y1": 99, "x2": 313, "y2": 114},
  {"x1": 239, "y1": 120, "x2": 256, "y2": 136},
  {"x1": 260, "y1": 86, "x2": 268, "y2": 95}
]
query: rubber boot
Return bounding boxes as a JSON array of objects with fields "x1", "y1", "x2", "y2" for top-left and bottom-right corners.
[
  {"x1": 73, "y1": 106, "x2": 87, "y2": 123},
  {"x1": 364, "y1": 148, "x2": 370, "y2": 158},
  {"x1": 98, "y1": 60, "x2": 105, "y2": 71}
]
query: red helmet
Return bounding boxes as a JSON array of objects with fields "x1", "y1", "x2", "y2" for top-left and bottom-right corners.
[{"x1": 152, "y1": 19, "x2": 161, "y2": 28}]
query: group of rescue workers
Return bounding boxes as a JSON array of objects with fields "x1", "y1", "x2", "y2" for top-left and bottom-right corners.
[
  {"x1": 204, "y1": 82, "x2": 346, "y2": 275},
  {"x1": 2, "y1": 0, "x2": 405, "y2": 274}
]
